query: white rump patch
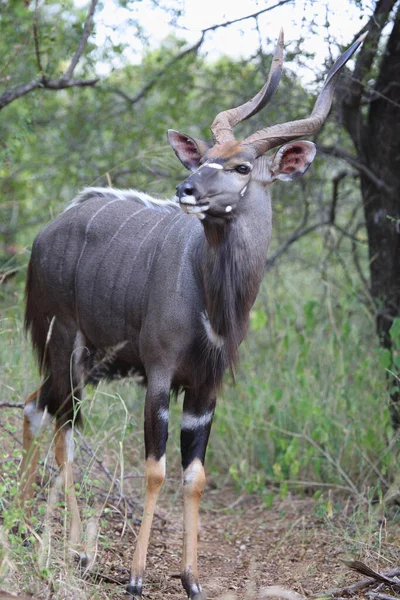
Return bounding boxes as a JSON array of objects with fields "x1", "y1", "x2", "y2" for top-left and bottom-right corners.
[
  {"x1": 24, "y1": 402, "x2": 52, "y2": 437},
  {"x1": 181, "y1": 410, "x2": 214, "y2": 431},
  {"x1": 66, "y1": 187, "x2": 179, "y2": 213},
  {"x1": 201, "y1": 311, "x2": 224, "y2": 348}
]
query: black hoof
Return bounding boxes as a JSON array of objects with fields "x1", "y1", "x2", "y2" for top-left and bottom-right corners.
[
  {"x1": 126, "y1": 582, "x2": 142, "y2": 598},
  {"x1": 79, "y1": 553, "x2": 89, "y2": 568}
]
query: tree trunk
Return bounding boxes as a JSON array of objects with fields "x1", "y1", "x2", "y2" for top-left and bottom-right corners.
[{"x1": 341, "y1": 0, "x2": 400, "y2": 425}]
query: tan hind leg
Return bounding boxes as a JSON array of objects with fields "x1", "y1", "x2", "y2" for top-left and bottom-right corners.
[{"x1": 19, "y1": 389, "x2": 52, "y2": 520}]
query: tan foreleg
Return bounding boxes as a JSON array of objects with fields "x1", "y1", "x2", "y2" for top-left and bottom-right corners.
[
  {"x1": 181, "y1": 459, "x2": 206, "y2": 600},
  {"x1": 127, "y1": 455, "x2": 166, "y2": 597}
]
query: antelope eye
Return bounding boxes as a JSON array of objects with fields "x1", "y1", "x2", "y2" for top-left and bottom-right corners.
[{"x1": 235, "y1": 164, "x2": 251, "y2": 175}]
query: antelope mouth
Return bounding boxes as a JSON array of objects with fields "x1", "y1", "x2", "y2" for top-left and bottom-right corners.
[{"x1": 173, "y1": 195, "x2": 210, "y2": 216}]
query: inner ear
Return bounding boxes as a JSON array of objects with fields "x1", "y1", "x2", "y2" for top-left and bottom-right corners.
[
  {"x1": 272, "y1": 141, "x2": 317, "y2": 181},
  {"x1": 167, "y1": 130, "x2": 210, "y2": 172}
]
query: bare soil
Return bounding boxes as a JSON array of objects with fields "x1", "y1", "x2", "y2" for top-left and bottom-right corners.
[
  {"x1": 1, "y1": 410, "x2": 399, "y2": 599},
  {"x1": 90, "y1": 484, "x2": 400, "y2": 599}
]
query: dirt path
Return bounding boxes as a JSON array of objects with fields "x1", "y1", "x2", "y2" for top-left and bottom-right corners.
[
  {"x1": 1, "y1": 411, "x2": 399, "y2": 599},
  {"x1": 95, "y1": 486, "x2": 400, "y2": 599}
]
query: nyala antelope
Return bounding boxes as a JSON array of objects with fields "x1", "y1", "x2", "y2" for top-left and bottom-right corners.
[{"x1": 21, "y1": 31, "x2": 366, "y2": 599}]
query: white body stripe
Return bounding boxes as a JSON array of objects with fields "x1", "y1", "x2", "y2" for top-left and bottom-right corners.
[
  {"x1": 24, "y1": 402, "x2": 52, "y2": 437},
  {"x1": 201, "y1": 311, "x2": 224, "y2": 348},
  {"x1": 181, "y1": 410, "x2": 214, "y2": 431},
  {"x1": 225, "y1": 205, "x2": 232, "y2": 213},
  {"x1": 157, "y1": 408, "x2": 169, "y2": 422}
]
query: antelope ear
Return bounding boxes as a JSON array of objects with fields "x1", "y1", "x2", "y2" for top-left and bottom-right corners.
[
  {"x1": 271, "y1": 141, "x2": 317, "y2": 181},
  {"x1": 167, "y1": 130, "x2": 211, "y2": 171}
]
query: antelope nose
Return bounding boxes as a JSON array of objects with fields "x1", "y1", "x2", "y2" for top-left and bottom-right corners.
[{"x1": 176, "y1": 181, "x2": 195, "y2": 200}]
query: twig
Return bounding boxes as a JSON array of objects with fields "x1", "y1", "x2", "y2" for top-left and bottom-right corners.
[
  {"x1": 322, "y1": 567, "x2": 400, "y2": 598},
  {"x1": 0, "y1": 401, "x2": 24, "y2": 409},
  {"x1": 63, "y1": 0, "x2": 98, "y2": 81},
  {"x1": 265, "y1": 220, "x2": 331, "y2": 270},
  {"x1": 0, "y1": 0, "x2": 99, "y2": 110},
  {"x1": 344, "y1": 561, "x2": 400, "y2": 587},
  {"x1": 102, "y1": 0, "x2": 293, "y2": 106},
  {"x1": 33, "y1": 0, "x2": 44, "y2": 77},
  {"x1": 320, "y1": 146, "x2": 392, "y2": 193},
  {"x1": 200, "y1": 0, "x2": 293, "y2": 34},
  {"x1": 367, "y1": 593, "x2": 400, "y2": 600}
]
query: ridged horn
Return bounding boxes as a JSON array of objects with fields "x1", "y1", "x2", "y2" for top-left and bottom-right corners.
[
  {"x1": 210, "y1": 29, "x2": 285, "y2": 144},
  {"x1": 244, "y1": 32, "x2": 368, "y2": 156}
]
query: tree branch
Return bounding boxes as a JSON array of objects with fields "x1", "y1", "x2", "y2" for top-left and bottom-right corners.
[
  {"x1": 265, "y1": 220, "x2": 331, "y2": 270},
  {"x1": 0, "y1": 0, "x2": 99, "y2": 111},
  {"x1": 63, "y1": 0, "x2": 99, "y2": 81},
  {"x1": 0, "y1": 401, "x2": 24, "y2": 409},
  {"x1": 102, "y1": 0, "x2": 293, "y2": 106},
  {"x1": 320, "y1": 145, "x2": 392, "y2": 193}
]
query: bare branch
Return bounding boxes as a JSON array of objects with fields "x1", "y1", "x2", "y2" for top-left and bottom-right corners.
[
  {"x1": 0, "y1": 0, "x2": 99, "y2": 111},
  {"x1": 43, "y1": 77, "x2": 99, "y2": 89},
  {"x1": 201, "y1": 0, "x2": 294, "y2": 34},
  {"x1": 0, "y1": 401, "x2": 24, "y2": 409},
  {"x1": 102, "y1": 1, "x2": 293, "y2": 106},
  {"x1": 320, "y1": 145, "x2": 392, "y2": 193},
  {"x1": 265, "y1": 220, "x2": 331, "y2": 270},
  {"x1": 322, "y1": 566, "x2": 400, "y2": 598},
  {"x1": 63, "y1": 0, "x2": 99, "y2": 80},
  {"x1": 33, "y1": 0, "x2": 44, "y2": 77},
  {"x1": 101, "y1": 34, "x2": 205, "y2": 105},
  {"x1": 0, "y1": 80, "x2": 40, "y2": 110}
]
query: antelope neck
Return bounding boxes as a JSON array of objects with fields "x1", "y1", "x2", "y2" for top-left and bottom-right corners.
[{"x1": 198, "y1": 181, "x2": 272, "y2": 368}]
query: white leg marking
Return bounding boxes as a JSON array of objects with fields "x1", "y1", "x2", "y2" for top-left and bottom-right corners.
[
  {"x1": 201, "y1": 311, "x2": 224, "y2": 348},
  {"x1": 181, "y1": 411, "x2": 214, "y2": 431},
  {"x1": 157, "y1": 407, "x2": 169, "y2": 422},
  {"x1": 65, "y1": 428, "x2": 74, "y2": 463},
  {"x1": 24, "y1": 403, "x2": 52, "y2": 437}
]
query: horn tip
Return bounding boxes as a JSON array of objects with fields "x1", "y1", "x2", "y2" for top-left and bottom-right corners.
[{"x1": 357, "y1": 31, "x2": 368, "y2": 45}]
